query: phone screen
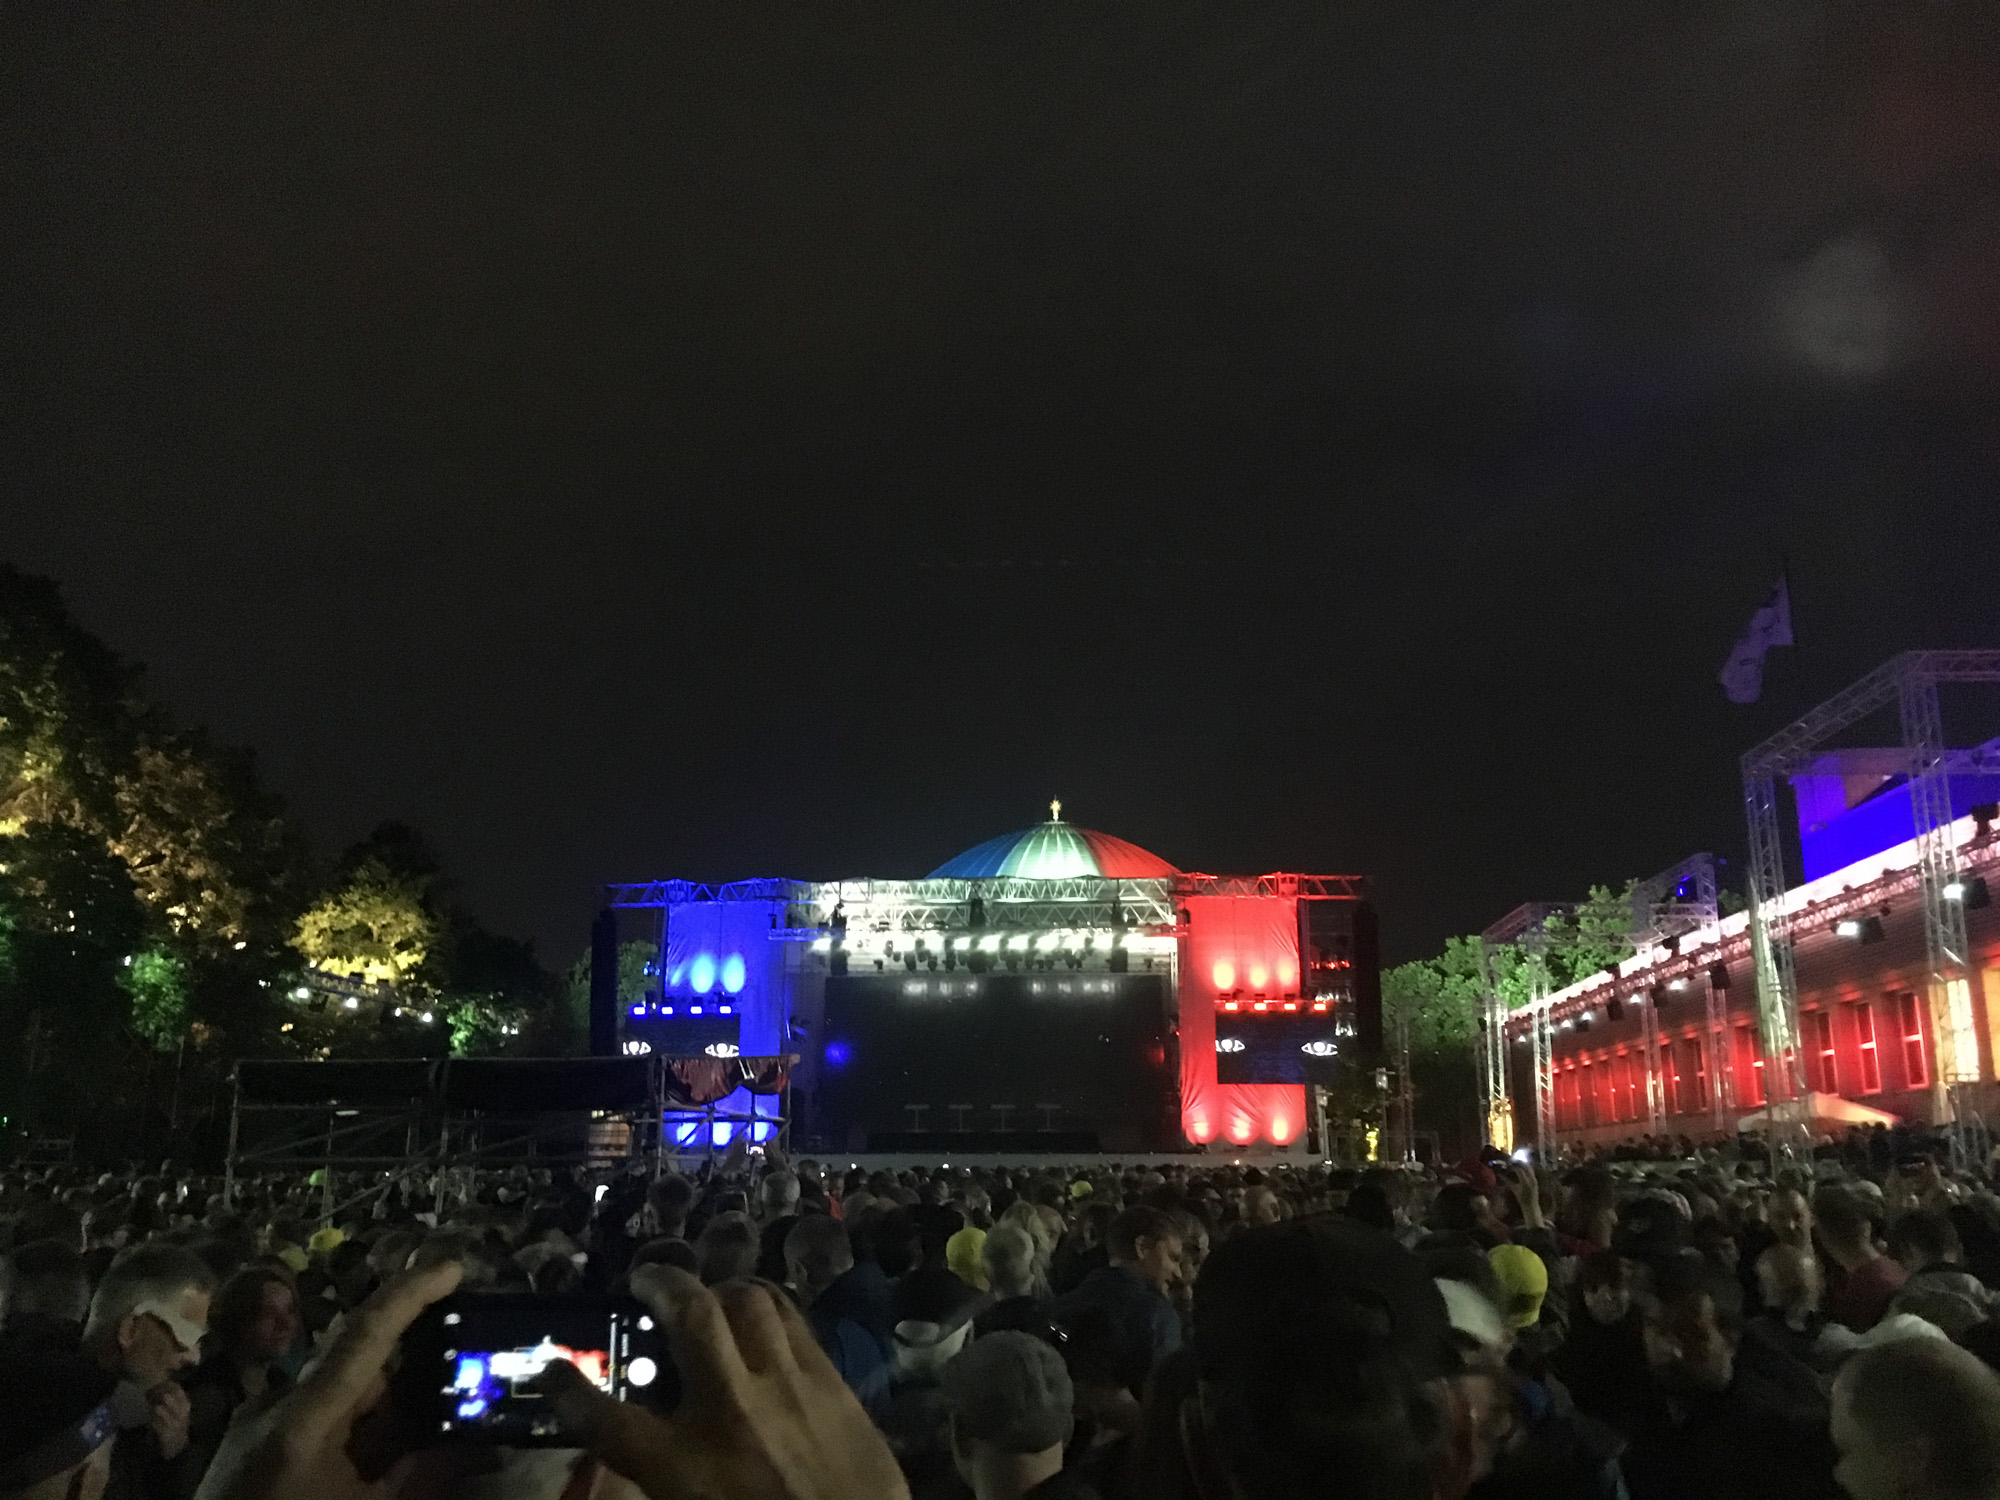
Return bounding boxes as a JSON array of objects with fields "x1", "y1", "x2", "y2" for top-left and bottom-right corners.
[{"x1": 404, "y1": 1294, "x2": 676, "y2": 1443}]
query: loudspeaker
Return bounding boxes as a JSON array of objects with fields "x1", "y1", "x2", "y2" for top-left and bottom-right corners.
[
  {"x1": 1606, "y1": 996, "x2": 1625, "y2": 1022},
  {"x1": 588, "y1": 906, "x2": 619, "y2": 1057},
  {"x1": 1707, "y1": 962, "x2": 1731, "y2": 991},
  {"x1": 1575, "y1": 1015, "x2": 1591, "y2": 1033}
]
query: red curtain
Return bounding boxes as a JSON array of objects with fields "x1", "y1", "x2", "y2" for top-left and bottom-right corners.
[{"x1": 1179, "y1": 894, "x2": 1306, "y2": 1146}]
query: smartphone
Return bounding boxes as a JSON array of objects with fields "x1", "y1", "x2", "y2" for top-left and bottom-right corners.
[{"x1": 397, "y1": 1293, "x2": 679, "y2": 1445}]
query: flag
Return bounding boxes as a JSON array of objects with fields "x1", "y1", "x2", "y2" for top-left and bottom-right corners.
[{"x1": 1718, "y1": 576, "x2": 1794, "y2": 704}]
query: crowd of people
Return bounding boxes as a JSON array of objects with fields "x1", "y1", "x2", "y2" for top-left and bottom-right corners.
[{"x1": 6, "y1": 1133, "x2": 2000, "y2": 1500}]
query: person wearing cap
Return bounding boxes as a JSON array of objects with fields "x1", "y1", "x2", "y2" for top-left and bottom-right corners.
[
  {"x1": 941, "y1": 1331, "x2": 1095, "y2": 1500},
  {"x1": 0, "y1": 1353, "x2": 117, "y2": 1500},
  {"x1": 80, "y1": 1244, "x2": 215, "y2": 1500}
]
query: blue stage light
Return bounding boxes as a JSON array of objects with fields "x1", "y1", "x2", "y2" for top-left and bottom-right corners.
[
  {"x1": 691, "y1": 1004, "x2": 703, "y2": 1015},
  {"x1": 711, "y1": 1121, "x2": 734, "y2": 1148},
  {"x1": 629, "y1": 1005, "x2": 645, "y2": 1017},
  {"x1": 689, "y1": 954, "x2": 716, "y2": 994},
  {"x1": 663, "y1": 1005, "x2": 674, "y2": 1015},
  {"x1": 720, "y1": 953, "x2": 747, "y2": 994},
  {"x1": 719, "y1": 1004, "x2": 732, "y2": 1016},
  {"x1": 824, "y1": 1041, "x2": 851, "y2": 1069}
]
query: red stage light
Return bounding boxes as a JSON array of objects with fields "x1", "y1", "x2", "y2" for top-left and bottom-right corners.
[
  {"x1": 1248, "y1": 964, "x2": 1269, "y2": 988},
  {"x1": 1277, "y1": 960, "x2": 1297, "y2": 987},
  {"x1": 1212, "y1": 961, "x2": 1236, "y2": 989},
  {"x1": 1283, "y1": 1000, "x2": 1298, "y2": 1012},
  {"x1": 1269, "y1": 1117, "x2": 1290, "y2": 1142}
]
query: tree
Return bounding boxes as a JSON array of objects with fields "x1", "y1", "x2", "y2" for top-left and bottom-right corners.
[
  {"x1": 562, "y1": 940, "x2": 655, "y2": 1049},
  {"x1": 291, "y1": 858, "x2": 439, "y2": 985},
  {"x1": 122, "y1": 948, "x2": 190, "y2": 1050}
]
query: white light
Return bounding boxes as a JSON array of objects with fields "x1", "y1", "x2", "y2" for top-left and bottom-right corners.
[
  {"x1": 1669, "y1": 978, "x2": 1689, "y2": 991},
  {"x1": 421, "y1": 1011, "x2": 435, "y2": 1024},
  {"x1": 1945, "y1": 881, "x2": 1967, "y2": 901},
  {"x1": 627, "y1": 1355, "x2": 658, "y2": 1388},
  {"x1": 1216, "y1": 1037, "x2": 1246, "y2": 1052},
  {"x1": 811, "y1": 938, "x2": 832, "y2": 954},
  {"x1": 292, "y1": 987, "x2": 311, "y2": 1000},
  {"x1": 1300, "y1": 1040, "x2": 1338, "y2": 1057},
  {"x1": 702, "y1": 1041, "x2": 740, "y2": 1058},
  {"x1": 343, "y1": 997, "x2": 359, "y2": 1010},
  {"x1": 1837, "y1": 918, "x2": 1864, "y2": 938},
  {"x1": 637, "y1": 1315, "x2": 654, "y2": 1332}
]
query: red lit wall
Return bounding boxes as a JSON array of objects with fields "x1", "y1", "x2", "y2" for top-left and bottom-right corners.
[{"x1": 1179, "y1": 894, "x2": 1306, "y2": 1146}]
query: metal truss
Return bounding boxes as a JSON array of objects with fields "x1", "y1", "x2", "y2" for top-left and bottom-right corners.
[
  {"x1": 1173, "y1": 873, "x2": 1369, "y2": 901},
  {"x1": 1627, "y1": 855, "x2": 1721, "y2": 1135},
  {"x1": 1478, "y1": 903, "x2": 1569, "y2": 1155},
  {"x1": 1743, "y1": 651, "x2": 2000, "y2": 1161},
  {"x1": 606, "y1": 879, "x2": 817, "y2": 909}
]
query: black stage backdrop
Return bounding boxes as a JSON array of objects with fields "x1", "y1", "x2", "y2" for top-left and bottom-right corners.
[{"x1": 811, "y1": 971, "x2": 1176, "y2": 1152}]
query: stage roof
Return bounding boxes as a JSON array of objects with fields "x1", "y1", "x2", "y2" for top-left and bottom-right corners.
[{"x1": 927, "y1": 803, "x2": 1180, "y2": 880}]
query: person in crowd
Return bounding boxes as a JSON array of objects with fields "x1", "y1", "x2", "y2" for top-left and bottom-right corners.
[
  {"x1": 1625, "y1": 1249, "x2": 1833, "y2": 1500},
  {"x1": 693, "y1": 1210, "x2": 760, "y2": 1286},
  {"x1": 1888, "y1": 1208, "x2": 1997, "y2": 1331},
  {"x1": 81, "y1": 1244, "x2": 215, "y2": 1500},
  {"x1": 752, "y1": 1166, "x2": 804, "y2": 1283},
  {"x1": 1051, "y1": 1206, "x2": 1181, "y2": 1398},
  {"x1": 1820, "y1": 1187, "x2": 1909, "y2": 1333},
  {"x1": 1048, "y1": 1203, "x2": 1114, "y2": 1298},
  {"x1": 941, "y1": 1331, "x2": 1093, "y2": 1500},
  {"x1": 1552, "y1": 1248, "x2": 1653, "y2": 1438},
  {"x1": 1833, "y1": 1337, "x2": 2000, "y2": 1500},
  {"x1": 178, "y1": 1267, "x2": 299, "y2": 1496},
  {"x1": 0, "y1": 1352, "x2": 117, "y2": 1500},
  {"x1": 1748, "y1": 1242, "x2": 1826, "y2": 1369},
  {"x1": 783, "y1": 1212, "x2": 892, "y2": 1413},
  {"x1": 974, "y1": 1225, "x2": 1046, "y2": 1339},
  {"x1": 0, "y1": 1241, "x2": 91, "y2": 1358}
]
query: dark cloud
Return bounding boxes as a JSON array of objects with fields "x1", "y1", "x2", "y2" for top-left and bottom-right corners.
[{"x1": 4, "y1": 1, "x2": 1999, "y2": 962}]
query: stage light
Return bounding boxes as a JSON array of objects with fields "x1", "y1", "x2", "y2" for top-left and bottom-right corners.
[
  {"x1": 691, "y1": 1004, "x2": 704, "y2": 1015},
  {"x1": 421, "y1": 1011, "x2": 434, "y2": 1024},
  {"x1": 663, "y1": 1005, "x2": 674, "y2": 1015},
  {"x1": 629, "y1": 1005, "x2": 645, "y2": 1018},
  {"x1": 343, "y1": 997, "x2": 359, "y2": 1010},
  {"x1": 824, "y1": 1042, "x2": 851, "y2": 1069},
  {"x1": 1669, "y1": 978, "x2": 1689, "y2": 991},
  {"x1": 1248, "y1": 964, "x2": 1269, "y2": 988},
  {"x1": 690, "y1": 954, "x2": 717, "y2": 994},
  {"x1": 810, "y1": 938, "x2": 831, "y2": 953},
  {"x1": 1212, "y1": 961, "x2": 1235, "y2": 989},
  {"x1": 1277, "y1": 959, "x2": 1297, "y2": 986},
  {"x1": 719, "y1": 1004, "x2": 732, "y2": 1015},
  {"x1": 291, "y1": 986, "x2": 310, "y2": 1000},
  {"x1": 1269, "y1": 1118, "x2": 1291, "y2": 1142},
  {"x1": 1946, "y1": 877, "x2": 1991, "y2": 909},
  {"x1": 1837, "y1": 916, "x2": 1885, "y2": 943},
  {"x1": 721, "y1": 954, "x2": 747, "y2": 993}
]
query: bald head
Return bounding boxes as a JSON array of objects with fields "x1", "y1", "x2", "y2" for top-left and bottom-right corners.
[{"x1": 1834, "y1": 1337, "x2": 2000, "y2": 1500}]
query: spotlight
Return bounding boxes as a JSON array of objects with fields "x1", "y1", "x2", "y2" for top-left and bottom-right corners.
[
  {"x1": 1945, "y1": 876, "x2": 1991, "y2": 910},
  {"x1": 1837, "y1": 915, "x2": 1886, "y2": 944},
  {"x1": 1575, "y1": 1014, "x2": 1591, "y2": 1033},
  {"x1": 1669, "y1": 977, "x2": 1689, "y2": 992}
]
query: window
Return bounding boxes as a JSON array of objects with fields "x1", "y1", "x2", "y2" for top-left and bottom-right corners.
[
  {"x1": 1804, "y1": 1009, "x2": 1837, "y2": 1094},
  {"x1": 1848, "y1": 1000, "x2": 1882, "y2": 1093},
  {"x1": 1896, "y1": 991, "x2": 1928, "y2": 1089},
  {"x1": 1943, "y1": 977, "x2": 1978, "y2": 1084},
  {"x1": 1735, "y1": 1023, "x2": 1765, "y2": 1107},
  {"x1": 1687, "y1": 1035, "x2": 1710, "y2": 1111}
]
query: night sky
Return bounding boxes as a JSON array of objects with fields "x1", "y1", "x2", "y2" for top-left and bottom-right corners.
[{"x1": 6, "y1": 3, "x2": 2000, "y2": 966}]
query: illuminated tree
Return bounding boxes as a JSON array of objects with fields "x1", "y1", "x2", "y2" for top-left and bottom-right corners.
[
  {"x1": 122, "y1": 948, "x2": 190, "y2": 1049},
  {"x1": 291, "y1": 858, "x2": 439, "y2": 985}
]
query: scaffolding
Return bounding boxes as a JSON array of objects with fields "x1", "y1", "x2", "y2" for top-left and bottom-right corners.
[
  {"x1": 1742, "y1": 651, "x2": 2000, "y2": 1165},
  {"x1": 1478, "y1": 903, "x2": 1569, "y2": 1156}
]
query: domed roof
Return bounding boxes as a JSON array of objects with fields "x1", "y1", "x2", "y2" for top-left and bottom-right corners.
[{"x1": 928, "y1": 801, "x2": 1179, "y2": 879}]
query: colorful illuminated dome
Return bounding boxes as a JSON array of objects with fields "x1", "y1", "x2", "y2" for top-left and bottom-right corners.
[{"x1": 928, "y1": 800, "x2": 1180, "y2": 879}]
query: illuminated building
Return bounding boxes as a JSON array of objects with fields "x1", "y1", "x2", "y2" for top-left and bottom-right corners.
[{"x1": 602, "y1": 804, "x2": 1376, "y2": 1150}]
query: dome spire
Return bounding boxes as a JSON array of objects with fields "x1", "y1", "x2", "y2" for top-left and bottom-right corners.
[{"x1": 1050, "y1": 797, "x2": 1062, "y2": 822}]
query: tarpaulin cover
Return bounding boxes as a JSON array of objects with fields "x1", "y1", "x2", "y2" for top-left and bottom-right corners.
[
  {"x1": 1178, "y1": 894, "x2": 1306, "y2": 1146},
  {"x1": 236, "y1": 1060, "x2": 439, "y2": 1106},
  {"x1": 663, "y1": 1055, "x2": 795, "y2": 1107},
  {"x1": 442, "y1": 1058, "x2": 656, "y2": 1112}
]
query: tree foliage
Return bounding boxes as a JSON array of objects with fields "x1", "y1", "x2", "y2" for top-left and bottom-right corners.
[
  {"x1": 291, "y1": 857, "x2": 439, "y2": 984},
  {"x1": 122, "y1": 948, "x2": 190, "y2": 1050}
]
